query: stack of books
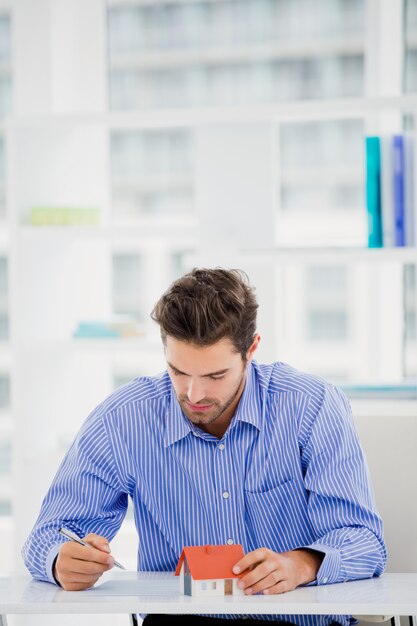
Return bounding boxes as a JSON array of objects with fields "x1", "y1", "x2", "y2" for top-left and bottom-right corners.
[
  {"x1": 73, "y1": 317, "x2": 144, "y2": 340},
  {"x1": 30, "y1": 206, "x2": 100, "y2": 226},
  {"x1": 365, "y1": 134, "x2": 416, "y2": 248}
]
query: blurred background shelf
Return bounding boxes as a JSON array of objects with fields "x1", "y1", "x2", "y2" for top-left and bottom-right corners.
[
  {"x1": 19, "y1": 337, "x2": 163, "y2": 353},
  {"x1": 17, "y1": 222, "x2": 197, "y2": 239},
  {"x1": 239, "y1": 246, "x2": 417, "y2": 264},
  {"x1": 8, "y1": 95, "x2": 417, "y2": 129},
  {"x1": 109, "y1": 39, "x2": 365, "y2": 70}
]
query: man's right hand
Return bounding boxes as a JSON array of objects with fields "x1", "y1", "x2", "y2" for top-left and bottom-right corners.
[{"x1": 53, "y1": 533, "x2": 115, "y2": 591}]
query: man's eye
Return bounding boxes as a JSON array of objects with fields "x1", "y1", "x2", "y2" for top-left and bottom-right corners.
[
  {"x1": 210, "y1": 375, "x2": 224, "y2": 381},
  {"x1": 172, "y1": 369, "x2": 183, "y2": 376}
]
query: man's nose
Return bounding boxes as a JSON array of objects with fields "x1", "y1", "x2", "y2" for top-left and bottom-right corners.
[{"x1": 186, "y1": 379, "x2": 206, "y2": 404}]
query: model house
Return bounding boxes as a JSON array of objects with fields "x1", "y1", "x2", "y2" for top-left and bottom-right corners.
[{"x1": 175, "y1": 544, "x2": 245, "y2": 597}]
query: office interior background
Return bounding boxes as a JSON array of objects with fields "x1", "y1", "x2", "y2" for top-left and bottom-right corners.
[{"x1": 0, "y1": 0, "x2": 417, "y2": 624}]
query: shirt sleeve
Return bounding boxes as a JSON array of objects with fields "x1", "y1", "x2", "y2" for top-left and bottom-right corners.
[
  {"x1": 299, "y1": 384, "x2": 387, "y2": 585},
  {"x1": 21, "y1": 412, "x2": 128, "y2": 583}
]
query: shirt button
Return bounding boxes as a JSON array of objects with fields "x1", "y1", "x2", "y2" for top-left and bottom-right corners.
[
  {"x1": 227, "y1": 538, "x2": 234, "y2": 545},
  {"x1": 218, "y1": 444, "x2": 225, "y2": 450},
  {"x1": 222, "y1": 491, "x2": 230, "y2": 499},
  {"x1": 322, "y1": 577, "x2": 328, "y2": 584}
]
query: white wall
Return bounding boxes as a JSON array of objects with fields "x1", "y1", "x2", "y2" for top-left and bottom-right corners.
[{"x1": 354, "y1": 411, "x2": 417, "y2": 573}]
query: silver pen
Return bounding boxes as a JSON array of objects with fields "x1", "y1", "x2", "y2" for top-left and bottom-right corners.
[{"x1": 59, "y1": 527, "x2": 126, "y2": 570}]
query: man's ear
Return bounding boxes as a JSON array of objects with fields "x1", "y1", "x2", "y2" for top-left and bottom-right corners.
[{"x1": 246, "y1": 334, "x2": 261, "y2": 362}]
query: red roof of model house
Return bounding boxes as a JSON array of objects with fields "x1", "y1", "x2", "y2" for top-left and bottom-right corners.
[{"x1": 175, "y1": 545, "x2": 245, "y2": 580}]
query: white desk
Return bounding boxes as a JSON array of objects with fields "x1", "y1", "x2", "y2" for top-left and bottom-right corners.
[{"x1": 0, "y1": 572, "x2": 417, "y2": 625}]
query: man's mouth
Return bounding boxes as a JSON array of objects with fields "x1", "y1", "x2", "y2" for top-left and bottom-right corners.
[{"x1": 187, "y1": 402, "x2": 213, "y2": 413}]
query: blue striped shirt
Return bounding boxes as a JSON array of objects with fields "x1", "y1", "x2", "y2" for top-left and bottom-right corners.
[{"x1": 22, "y1": 361, "x2": 386, "y2": 626}]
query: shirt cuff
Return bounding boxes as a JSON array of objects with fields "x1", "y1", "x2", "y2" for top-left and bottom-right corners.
[
  {"x1": 306, "y1": 543, "x2": 342, "y2": 585},
  {"x1": 45, "y1": 543, "x2": 63, "y2": 585}
]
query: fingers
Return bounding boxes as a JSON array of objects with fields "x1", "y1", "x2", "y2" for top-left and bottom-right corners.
[
  {"x1": 234, "y1": 549, "x2": 299, "y2": 596},
  {"x1": 61, "y1": 570, "x2": 105, "y2": 583},
  {"x1": 61, "y1": 536, "x2": 113, "y2": 567},
  {"x1": 65, "y1": 555, "x2": 114, "y2": 575},
  {"x1": 241, "y1": 570, "x2": 293, "y2": 595},
  {"x1": 237, "y1": 558, "x2": 277, "y2": 593},
  {"x1": 58, "y1": 570, "x2": 103, "y2": 590},
  {"x1": 233, "y1": 547, "x2": 269, "y2": 576},
  {"x1": 55, "y1": 553, "x2": 113, "y2": 591},
  {"x1": 83, "y1": 533, "x2": 111, "y2": 554},
  {"x1": 262, "y1": 580, "x2": 291, "y2": 595},
  {"x1": 54, "y1": 533, "x2": 114, "y2": 591}
]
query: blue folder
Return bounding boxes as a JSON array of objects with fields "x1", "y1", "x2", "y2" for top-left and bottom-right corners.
[
  {"x1": 365, "y1": 137, "x2": 382, "y2": 248},
  {"x1": 393, "y1": 134, "x2": 405, "y2": 247}
]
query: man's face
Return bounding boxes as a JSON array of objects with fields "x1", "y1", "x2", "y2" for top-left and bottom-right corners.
[{"x1": 165, "y1": 336, "x2": 254, "y2": 433}]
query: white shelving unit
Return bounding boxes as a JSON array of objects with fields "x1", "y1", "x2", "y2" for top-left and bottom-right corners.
[
  {"x1": 239, "y1": 246, "x2": 417, "y2": 264},
  {"x1": 108, "y1": 38, "x2": 365, "y2": 70},
  {"x1": 1, "y1": 1, "x2": 416, "y2": 602}
]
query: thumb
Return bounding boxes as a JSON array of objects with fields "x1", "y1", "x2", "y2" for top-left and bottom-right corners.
[{"x1": 83, "y1": 533, "x2": 111, "y2": 553}]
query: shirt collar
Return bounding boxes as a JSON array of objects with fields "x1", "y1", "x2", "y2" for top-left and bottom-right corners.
[
  {"x1": 164, "y1": 387, "x2": 192, "y2": 447},
  {"x1": 163, "y1": 361, "x2": 262, "y2": 448},
  {"x1": 233, "y1": 361, "x2": 262, "y2": 432}
]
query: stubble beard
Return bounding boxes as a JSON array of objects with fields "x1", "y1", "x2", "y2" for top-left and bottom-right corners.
[{"x1": 178, "y1": 368, "x2": 246, "y2": 426}]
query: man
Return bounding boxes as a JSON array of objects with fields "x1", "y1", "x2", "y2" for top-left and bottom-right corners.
[{"x1": 23, "y1": 268, "x2": 386, "y2": 626}]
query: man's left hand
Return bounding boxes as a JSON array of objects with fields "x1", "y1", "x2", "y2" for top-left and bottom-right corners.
[{"x1": 232, "y1": 548, "x2": 324, "y2": 595}]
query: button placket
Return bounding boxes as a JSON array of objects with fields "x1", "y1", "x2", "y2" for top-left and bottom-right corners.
[{"x1": 214, "y1": 436, "x2": 240, "y2": 547}]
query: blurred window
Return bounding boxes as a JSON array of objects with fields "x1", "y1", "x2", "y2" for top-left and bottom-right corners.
[
  {"x1": 113, "y1": 253, "x2": 144, "y2": 321},
  {"x1": 108, "y1": 0, "x2": 365, "y2": 110},
  {"x1": 0, "y1": 258, "x2": 8, "y2": 342},
  {"x1": 110, "y1": 129, "x2": 194, "y2": 221},
  {"x1": 0, "y1": 14, "x2": 12, "y2": 119},
  {"x1": 405, "y1": 0, "x2": 417, "y2": 92}
]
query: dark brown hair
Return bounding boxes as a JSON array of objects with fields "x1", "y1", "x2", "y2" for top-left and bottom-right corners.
[{"x1": 151, "y1": 268, "x2": 258, "y2": 358}]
